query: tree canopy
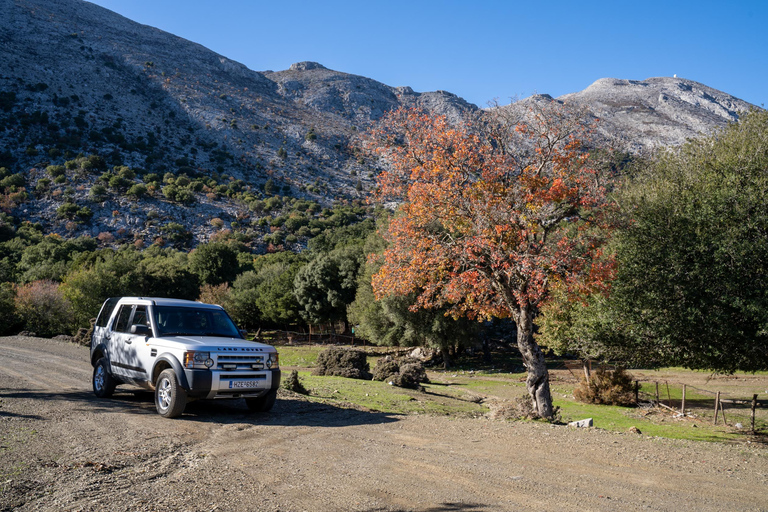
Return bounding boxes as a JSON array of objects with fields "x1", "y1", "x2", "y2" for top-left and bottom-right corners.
[{"x1": 599, "y1": 109, "x2": 768, "y2": 372}]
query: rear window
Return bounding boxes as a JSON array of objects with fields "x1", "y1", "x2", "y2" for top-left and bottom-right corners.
[{"x1": 95, "y1": 298, "x2": 119, "y2": 328}]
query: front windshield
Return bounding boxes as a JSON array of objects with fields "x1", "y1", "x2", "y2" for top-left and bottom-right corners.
[{"x1": 152, "y1": 306, "x2": 240, "y2": 338}]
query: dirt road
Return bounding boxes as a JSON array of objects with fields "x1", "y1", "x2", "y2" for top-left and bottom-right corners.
[{"x1": 1, "y1": 335, "x2": 766, "y2": 511}]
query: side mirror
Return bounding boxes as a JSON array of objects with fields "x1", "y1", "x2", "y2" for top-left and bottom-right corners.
[
  {"x1": 131, "y1": 324, "x2": 152, "y2": 336},
  {"x1": 239, "y1": 329, "x2": 248, "y2": 339}
]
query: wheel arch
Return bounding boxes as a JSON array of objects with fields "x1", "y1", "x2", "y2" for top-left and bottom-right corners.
[
  {"x1": 90, "y1": 343, "x2": 109, "y2": 367},
  {"x1": 152, "y1": 354, "x2": 190, "y2": 390}
]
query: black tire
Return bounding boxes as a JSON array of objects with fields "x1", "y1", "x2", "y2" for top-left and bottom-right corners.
[
  {"x1": 154, "y1": 369, "x2": 187, "y2": 418},
  {"x1": 245, "y1": 389, "x2": 277, "y2": 413},
  {"x1": 92, "y1": 357, "x2": 117, "y2": 398}
]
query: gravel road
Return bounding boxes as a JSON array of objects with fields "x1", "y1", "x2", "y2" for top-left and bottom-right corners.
[{"x1": 1, "y1": 336, "x2": 766, "y2": 511}]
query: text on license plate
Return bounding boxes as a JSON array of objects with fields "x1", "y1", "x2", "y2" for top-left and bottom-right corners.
[{"x1": 228, "y1": 380, "x2": 260, "y2": 389}]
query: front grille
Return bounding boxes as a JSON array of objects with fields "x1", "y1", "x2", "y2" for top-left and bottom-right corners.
[{"x1": 216, "y1": 354, "x2": 265, "y2": 370}]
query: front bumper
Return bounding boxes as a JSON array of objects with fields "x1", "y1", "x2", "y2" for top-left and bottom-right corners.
[{"x1": 184, "y1": 368, "x2": 281, "y2": 399}]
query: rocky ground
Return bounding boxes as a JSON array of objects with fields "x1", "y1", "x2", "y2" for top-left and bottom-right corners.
[{"x1": 1, "y1": 335, "x2": 767, "y2": 511}]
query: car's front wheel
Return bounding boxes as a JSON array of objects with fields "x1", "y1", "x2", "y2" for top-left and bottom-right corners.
[
  {"x1": 92, "y1": 357, "x2": 117, "y2": 398},
  {"x1": 155, "y1": 369, "x2": 187, "y2": 418}
]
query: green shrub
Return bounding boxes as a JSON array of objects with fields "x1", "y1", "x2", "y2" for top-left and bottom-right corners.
[
  {"x1": 35, "y1": 178, "x2": 51, "y2": 193},
  {"x1": 56, "y1": 202, "x2": 80, "y2": 219},
  {"x1": 89, "y1": 183, "x2": 108, "y2": 201},
  {"x1": 0, "y1": 282, "x2": 21, "y2": 335},
  {"x1": 76, "y1": 207, "x2": 93, "y2": 221},
  {"x1": 126, "y1": 183, "x2": 147, "y2": 199},
  {"x1": 108, "y1": 175, "x2": 130, "y2": 191},
  {"x1": 0, "y1": 173, "x2": 25, "y2": 189},
  {"x1": 46, "y1": 165, "x2": 66, "y2": 178}
]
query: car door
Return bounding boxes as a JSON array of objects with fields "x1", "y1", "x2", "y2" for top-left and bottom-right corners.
[{"x1": 110, "y1": 304, "x2": 152, "y2": 383}]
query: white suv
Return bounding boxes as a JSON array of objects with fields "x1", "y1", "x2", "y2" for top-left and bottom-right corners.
[{"x1": 90, "y1": 297, "x2": 281, "y2": 418}]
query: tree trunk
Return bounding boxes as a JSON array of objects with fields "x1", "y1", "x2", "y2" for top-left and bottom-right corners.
[
  {"x1": 582, "y1": 359, "x2": 591, "y2": 381},
  {"x1": 516, "y1": 306, "x2": 554, "y2": 419}
]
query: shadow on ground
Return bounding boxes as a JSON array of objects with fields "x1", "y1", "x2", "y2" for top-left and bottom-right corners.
[
  {"x1": 0, "y1": 387, "x2": 400, "y2": 427},
  {"x1": 365, "y1": 504, "x2": 488, "y2": 512}
]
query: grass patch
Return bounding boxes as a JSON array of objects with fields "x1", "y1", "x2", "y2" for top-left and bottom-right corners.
[
  {"x1": 275, "y1": 345, "x2": 767, "y2": 443},
  {"x1": 553, "y1": 395, "x2": 741, "y2": 442},
  {"x1": 297, "y1": 371, "x2": 488, "y2": 417},
  {"x1": 276, "y1": 346, "x2": 323, "y2": 368}
]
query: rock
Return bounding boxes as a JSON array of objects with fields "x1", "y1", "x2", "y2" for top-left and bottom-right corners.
[
  {"x1": 628, "y1": 426, "x2": 642, "y2": 434},
  {"x1": 735, "y1": 423, "x2": 743, "y2": 429},
  {"x1": 289, "y1": 61, "x2": 327, "y2": 71},
  {"x1": 568, "y1": 418, "x2": 593, "y2": 428}
]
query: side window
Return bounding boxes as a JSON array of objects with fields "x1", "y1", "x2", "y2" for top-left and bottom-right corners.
[
  {"x1": 132, "y1": 306, "x2": 149, "y2": 328},
  {"x1": 95, "y1": 297, "x2": 119, "y2": 328},
  {"x1": 113, "y1": 305, "x2": 133, "y2": 333}
]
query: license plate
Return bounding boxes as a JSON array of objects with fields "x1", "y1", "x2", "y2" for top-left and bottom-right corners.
[{"x1": 228, "y1": 380, "x2": 260, "y2": 389}]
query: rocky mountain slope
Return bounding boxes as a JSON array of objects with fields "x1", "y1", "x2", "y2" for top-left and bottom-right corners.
[
  {"x1": 0, "y1": 0, "x2": 759, "y2": 247},
  {"x1": 509, "y1": 77, "x2": 756, "y2": 154}
]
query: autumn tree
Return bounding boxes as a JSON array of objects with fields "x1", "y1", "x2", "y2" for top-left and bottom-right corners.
[{"x1": 366, "y1": 104, "x2": 616, "y2": 418}]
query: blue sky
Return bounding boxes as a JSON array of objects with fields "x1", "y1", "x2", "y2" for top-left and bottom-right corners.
[{"x1": 88, "y1": 0, "x2": 766, "y2": 108}]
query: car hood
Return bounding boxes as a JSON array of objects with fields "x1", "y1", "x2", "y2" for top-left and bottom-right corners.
[{"x1": 151, "y1": 336, "x2": 276, "y2": 352}]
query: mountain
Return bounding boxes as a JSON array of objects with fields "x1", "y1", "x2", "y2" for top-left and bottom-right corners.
[
  {"x1": 0, "y1": 0, "x2": 759, "y2": 247},
  {"x1": 508, "y1": 77, "x2": 756, "y2": 154}
]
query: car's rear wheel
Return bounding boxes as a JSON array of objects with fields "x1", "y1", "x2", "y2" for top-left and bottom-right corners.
[
  {"x1": 245, "y1": 389, "x2": 277, "y2": 412},
  {"x1": 155, "y1": 369, "x2": 187, "y2": 418},
  {"x1": 92, "y1": 357, "x2": 117, "y2": 398}
]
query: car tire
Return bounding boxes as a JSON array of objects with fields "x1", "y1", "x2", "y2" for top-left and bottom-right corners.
[
  {"x1": 245, "y1": 389, "x2": 277, "y2": 412},
  {"x1": 155, "y1": 369, "x2": 187, "y2": 418},
  {"x1": 92, "y1": 357, "x2": 117, "y2": 398}
]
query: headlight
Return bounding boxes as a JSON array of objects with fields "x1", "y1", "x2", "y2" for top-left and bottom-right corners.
[
  {"x1": 184, "y1": 351, "x2": 211, "y2": 369},
  {"x1": 266, "y1": 352, "x2": 279, "y2": 369}
]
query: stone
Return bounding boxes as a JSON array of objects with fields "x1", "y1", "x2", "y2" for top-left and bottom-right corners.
[{"x1": 568, "y1": 418, "x2": 593, "y2": 428}]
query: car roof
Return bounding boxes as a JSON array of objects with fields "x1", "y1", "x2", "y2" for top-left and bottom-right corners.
[{"x1": 115, "y1": 297, "x2": 223, "y2": 309}]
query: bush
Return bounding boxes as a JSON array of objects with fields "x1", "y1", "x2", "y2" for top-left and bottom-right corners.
[
  {"x1": 312, "y1": 347, "x2": 371, "y2": 380},
  {"x1": 126, "y1": 183, "x2": 147, "y2": 199},
  {"x1": 372, "y1": 356, "x2": 429, "y2": 389},
  {"x1": 46, "y1": 165, "x2": 66, "y2": 178},
  {"x1": 282, "y1": 370, "x2": 308, "y2": 394},
  {"x1": 56, "y1": 202, "x2": 80, "y2": 219},
  {"x1": 573, "y1": 367, "x2": 636, "y2": 406},
  {"x1": 89, "y1": 183, "x2": 108, "y2": 201},
  {"x1": 14, "y1": 280, "x2": 73, "y2": 337},
  {"x1": 0, "y1": 282, "x2": 21, "y2": 335}
]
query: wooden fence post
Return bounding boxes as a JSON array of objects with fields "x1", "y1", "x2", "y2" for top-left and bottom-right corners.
[
  {"x1": 714, "y1": 391, "x2": 721, "y2": 425},
  {"x1": 655, "y1": 382, "x2": 660, "y2": 406},
  {"x1": 720, "y1": 399, "x2": 727, "y2": 426},
  {"x1": 635, "y1": 381, "x2": 639, "y2": 403},
  {"x1": 752, "y1": 394, "x2": 758, "y2": 433},
  {"x1": 681, "y1": 384, "x2": 686, "y2": 416},
  {"x1": 665, "y1": 381, "x2": 672, "y2": 408}
]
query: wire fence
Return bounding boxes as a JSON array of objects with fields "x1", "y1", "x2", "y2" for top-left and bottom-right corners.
[
  {"x1": 254, "y1": 329, "x2": 364, "y2": 346},
  {"x1": 636, "y1": 380, "x2": 767, "y2": 432},
  {"x1": 560, "y1": 361, "x2": 767, "y2": 433}
]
